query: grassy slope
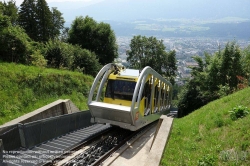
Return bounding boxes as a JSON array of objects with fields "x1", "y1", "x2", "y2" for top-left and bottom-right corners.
[
  {"x1": 0, "y1": 63, "x2": 94, "y2": 125},
  {"x1": 161, "y1": 87, "x2": 250, "y2": 165}
]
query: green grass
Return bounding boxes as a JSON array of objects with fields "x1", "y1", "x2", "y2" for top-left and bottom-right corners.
[
  {"x1": 161, "y1": 87, "x2": 250, "y2": 165},
  {"x1": 0, "y1": 62, "x2": 94, "y2": 125}
]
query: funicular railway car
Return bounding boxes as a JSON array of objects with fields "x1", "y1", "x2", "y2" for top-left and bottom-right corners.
[{"x1": 88, "y1": 63, "x2": 172, "y2": 131}]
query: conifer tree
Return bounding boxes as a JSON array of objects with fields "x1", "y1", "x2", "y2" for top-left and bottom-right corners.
[
  {"x1": 18, "y1": 0, "x2": 38, "y2": 40},
  {"x1": 36, "y1": 0, "x2": 53, "y2": 42},
  {"x1": 18, "y1": 0, "x2": 55, "y2": 42},
  {"x1": 51, "y1": 7, "x2": 65, "y2": 39}
]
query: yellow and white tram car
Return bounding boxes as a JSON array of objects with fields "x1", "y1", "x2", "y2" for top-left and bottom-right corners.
[{"x1": 88, "y1": 63, "x2": 172, "y2": 131}]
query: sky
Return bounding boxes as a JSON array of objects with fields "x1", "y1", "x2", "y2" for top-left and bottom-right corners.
[
  {"x1": 15, "y1": 0, "x2": 98, "y2": 6},
  {"x1": 13, "y1": 0, "x2": 250, "y2": 22}
]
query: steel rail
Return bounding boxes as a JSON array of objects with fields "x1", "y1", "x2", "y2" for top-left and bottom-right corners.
[{"x1": 55, "y1": 122, "x2": 157, "y2": 166}]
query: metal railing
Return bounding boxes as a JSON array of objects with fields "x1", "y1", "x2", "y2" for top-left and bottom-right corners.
[{"x1": 0, "y1": 111, "x2": 93, "y2": 150}]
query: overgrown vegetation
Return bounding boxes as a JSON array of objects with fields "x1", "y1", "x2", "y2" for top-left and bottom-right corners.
[
  {"x1": 0, "y1": 62, "x2": 93, "y2": 124},
  {"x1": 178, "y1": 42, "x2": 250, "y2": 117},
  {"x1": 229, "y1": 105, "x2": 249, "y2": 121},
  {"x1": 161, "y1": 87, "x2": 250, "y2": 165},
  {"x1": 0, "y1": 0, "x2": 117, "y2": 77}
]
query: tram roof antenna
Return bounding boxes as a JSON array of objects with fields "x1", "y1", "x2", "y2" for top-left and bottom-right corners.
[
  {"x1": 112, "y1": 63, "x2": 126, "y2": 75},
  {"x1": 113, "y1": 64, "x2": 119, "y2": 75}
]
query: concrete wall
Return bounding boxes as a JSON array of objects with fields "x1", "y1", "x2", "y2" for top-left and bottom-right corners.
[{"x1": 0, "y1": 99, "x2": 80, "y2": 129}]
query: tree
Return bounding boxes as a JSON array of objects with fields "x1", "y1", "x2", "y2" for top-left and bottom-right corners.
[
  {"x1": 18, "y1": 0, "x2": 38, "y2": 41},
  {"x1": 68, "y1": 16, "x2": 118, "y2": 65},
  {"x1": 44, "y1": 39, "x2": 101, "y2": 76},
  {"x1": 126, "y1": 35, "x2": 146, "y2": 69},
  {"x1": 219, "y1": 42, "x2": 243, "y2": 89},
  {"x1": 127, "y1": 35, "x2": 166, "y2": 72},
  {"x1": 126, "y1": 35, "x2": 177, "y2": 80},
  {"x1": 51, "y1": 7, "x2": 65, "y2": 39},
  {"x1": 2, "y1": 0, "x2": 18, "y2": 25},
  {"x1": 177, "y1": 42, "x2": 245, "y2": 117},
  {"x1": 0, "y1": 2, "x2": 3, "y2": 14},
  {"x1": 71, "y1": 46, "x2": 101, "y2": 76},
  {"x1": 18, "y1": 0, "x2": 62, "y2": 42},
  {"x1": 163, "y1": 50, "x2": 177, "y2": 85},
  {"x1": 0, "y1": 13, "x2": 11, "y2": 29},
  {"x1": 35, "y1": 0, "x2": 53, "y2": 42},
  {"x1": 242, "y1": 45, "x2": 250, "y2": 81},
  {"x1": 45, "y1": 39, "x2": 74, "y2": 69},
  {"x1": 0, "y1": 25, "x2": 33, "y2": 63}
]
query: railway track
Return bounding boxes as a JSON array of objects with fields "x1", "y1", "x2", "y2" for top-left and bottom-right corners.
[
  {"x1": 3, "y1": 121, "x2": 156, "y2": 166},
  {"x1": 51, "y1": 122, "x2": 157, "y2": 166},
  {"x1": 3, "y1": 124, "x2": 111, "y2": 166}
]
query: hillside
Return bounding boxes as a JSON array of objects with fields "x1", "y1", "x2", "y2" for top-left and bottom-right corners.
[
  {"x1": 1, "y1": 63, "x2": 250, "y2": 165},
  {"x1": 0, "y1": 63, "x2": 93, "y2": 125},
  {"x1": 162, "y1": 87, "x2": 250, "y2": 165}
]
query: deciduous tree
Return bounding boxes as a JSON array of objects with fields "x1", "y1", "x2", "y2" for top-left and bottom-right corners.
[
  {"x1": 1, "y1": 0, "x2": 18, "y2": 25},
  {"x1": 68, "y1": 16, "x2": 118, "y2": 65},
  {"x1": 44, "y1": 39, "x2": 100, "y2": 76},
  {"x1": 0, "y1": 25, "x2": 33, "y2": 63},
  {"x1": 45, "y1": 39, "x2": 73, "y2": 69},
  {"x1": 163, "y1": 50, "x2": 177, "y2": 85},
  {"x1": 71, "y1": 46, "x2": 101, "y2": 76},
  {"x1": 126, "y1": 35, "x2": 177, "y2": 82}
]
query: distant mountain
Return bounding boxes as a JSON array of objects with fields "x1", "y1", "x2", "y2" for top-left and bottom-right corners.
[{"x1": 48, "y1": 0, "x2": 250, "y2": 22}]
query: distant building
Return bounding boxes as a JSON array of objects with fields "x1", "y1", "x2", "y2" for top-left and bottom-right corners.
[{"x1": 184, "y1": 61, "x2": 199, "y2": 68}]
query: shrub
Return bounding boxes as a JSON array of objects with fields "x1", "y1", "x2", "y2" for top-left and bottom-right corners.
[
  {"x1": 214, "y1": 117, "x2": 224, "y2": 127},
  {"x1": 29, "y1": 50, "x2": 47, "y2": 67},
  {"x1": 44, "y1": 39, "x2": 101, "y2": 76},
  {"x1": 0, "y1": 25, "x2": 33, "y2": 63},
  {"x1": 198, "y1": 154, "x2": 216, "y2": 166},
  {"x1": 71, "y1": 46, "x2": 101, "y2": 77},
  {"x1": 44, "y1": 39, "x2": 74, "y2": 69},
  {"x1": 229, "y1": 105, "x2": 249, "y2": 120}
]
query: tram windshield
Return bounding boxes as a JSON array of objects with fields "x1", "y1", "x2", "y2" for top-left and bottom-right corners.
[{"x1": 105, "y1": 80, "x2": 136, "y2": 101}]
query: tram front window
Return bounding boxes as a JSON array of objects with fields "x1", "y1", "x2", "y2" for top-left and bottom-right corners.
[{"x1": 105, "y1": 80, "x2": 136, "y2": 101}]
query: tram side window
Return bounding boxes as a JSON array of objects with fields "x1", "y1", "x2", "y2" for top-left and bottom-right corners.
[
  {"x1": 144, "y1": 81, "x2": 151, "y2": 108},
  {"x1": 105, "y1": 80, "x2": 114, "y2": 99},
  {"x1": 154, "y1": 86, "x2": 158, "y2": 106}
]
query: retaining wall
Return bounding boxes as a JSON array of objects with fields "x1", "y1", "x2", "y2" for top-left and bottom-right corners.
[{"x1": 0, "y1": 99, "x2": 79, "y2": 129}]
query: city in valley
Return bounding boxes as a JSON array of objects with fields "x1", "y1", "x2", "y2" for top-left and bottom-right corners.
[{"x1": 116, "y1": 36, "x2": 250, "y2": 85}]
